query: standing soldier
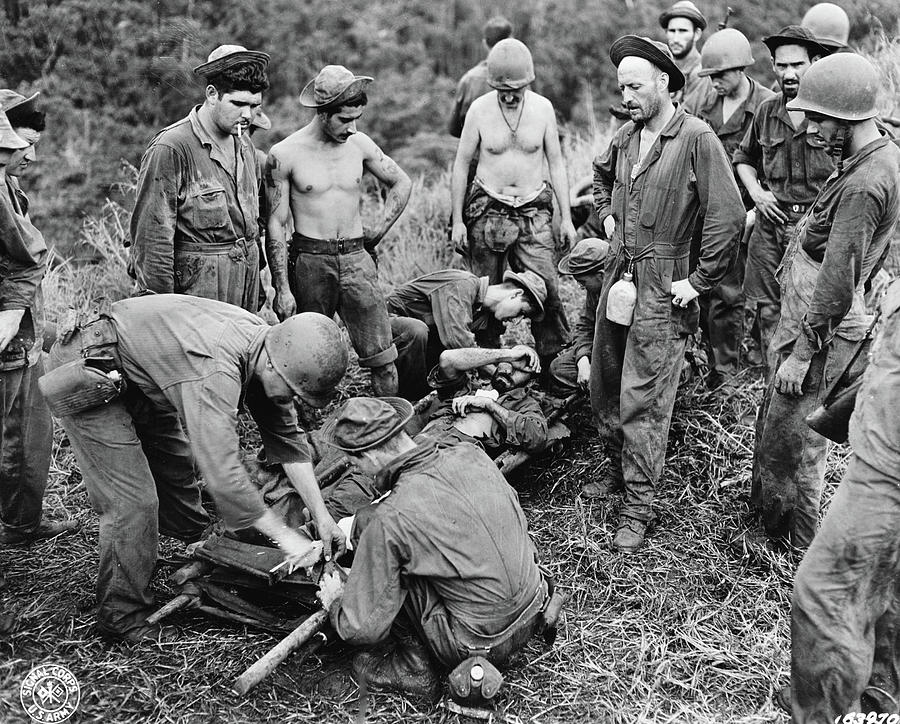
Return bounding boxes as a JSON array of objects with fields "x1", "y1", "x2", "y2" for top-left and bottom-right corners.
[
  {"x1": 752, "y1": 54, "x2": 900, "y2": 551},
  {"x1": 129, "y1": 44, "x2": 269, "y2": 311},
  {"x1": 734, "y1": 27, "x2": 831, "y2": 379},
  {"x1": 590, "y1": 36, "x2": 744, "y2": 551},
  {"x1": 448, "y1": 16, "x2": 513, "y2": 138},
  {"x1": 694, "y1": 29, "x2": 775, "y2": 387},
  {"x1": 450, "y1": 38, "x2": 575, "y2": 371},
  {"x1": 265, "y1": 65, "x2": 410, "y2": 397},
  {"x1": 658, "y1": 1, "x2": 714, "y2": 114}
]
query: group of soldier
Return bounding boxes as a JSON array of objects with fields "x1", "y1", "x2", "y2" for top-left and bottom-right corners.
[{"x1": 1, "y1": 1, "x2": 899, "y2": 720}]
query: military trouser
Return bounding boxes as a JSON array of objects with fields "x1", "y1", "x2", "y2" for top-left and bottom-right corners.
[
  {"x1": 288, "y1": 234, "x2": 397, "y2": 373},
  {"x1": 47, "y1": 325, "x2": 208, "y2": 637},
  {"x1": 590, "y1": 253, "x2": 694, "y2": 523},
  {"x1": 400, "y1": 576, "x2": 547, "y2": 670},
  {"x1": 547, "y1": 345, "x2": 582, "y2": 397},
  {"x1": 174, "y1": 237, "x2": 261, "y2": 312},
  {"x1": 463, "y1": 184, "x2": 569, "y2": 358},
  {"x1": 0, "y1": 360, "x2": 52, "y2": 533},
  {"x1": 752, "y1": 336, "x2": 865, "y2": 549},
  {"x1": 743, "y1": 212, "x2": 803, "y2": 381},
  {"x1": 388, "y1": 316, "x2": 432, "y2": 402},
  {"x1": 700, "y1": 240, "x2": 746, "y2": 378},
  {"x1": 792, "y1": 455, "x2": 900, "y2": 722}
]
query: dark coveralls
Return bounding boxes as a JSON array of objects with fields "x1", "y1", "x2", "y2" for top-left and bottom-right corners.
[
  {"x1": 548, "y1": 273, "x2": 603, "y2": 396},
  {"x1": 46, "y1": 295, "x2": 309, "y2": 637},
  {"x1": 591, "y1": 108, "x2": 744, "y2": 523},
  {"x1": 733, "y1": 93, "x2": 834, "y2": 378},
  {"x1": 386, "y1": 270, "x2": 492, "y2": 400},
  {"x1": 330, "y1": 440, "x2": 547, "y2": 668},
  {"x1": 130, "y1": 107, "x2": 263, "y2": 312},
  {"x1": 790, "y1": 278, "x2": 900, "y2": 722},
  {"x1": 695, "y1": 77, "x2": 776, "y2": 378},
  {"x1": 0, "y1": 175, "x2": 52, "y2": 536},
  {"x1": 288, "y1": 232, "x2": 397, "y2": 376},
  {"x1": 753, "y1": 137, "x2": 900, "y2": 550},
  {"x1": 462, "y1": 180, "x2": 570, "y2": 359}
]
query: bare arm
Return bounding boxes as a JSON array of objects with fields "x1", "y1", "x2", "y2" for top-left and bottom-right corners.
[
  {"x1": 450, "y1": 110, "x2": 481, "y2": 249},
  {"x1": 282, "y1": 461, "x2": 346, "y2": 561},
  {"x1": 361, "y1": 138, "x2": 411, "y2": 247},
  {"x1": 439, "y1": 345, "x2": 540, "y2": 377},
  {"x1": 264, "y1": 149, "x2": 296, "y2": 320},
  {"x1": 542, "y1": 104, "x2": 575, "y2": 245}
]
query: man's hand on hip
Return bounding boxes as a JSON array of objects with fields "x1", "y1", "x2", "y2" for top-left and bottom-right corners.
[
  {"x1": 670, "y1": 279, "x2": 700, "y2": 308},
  {"x1": 751, "y1": 189, "x2": 788, "y2": 225}
]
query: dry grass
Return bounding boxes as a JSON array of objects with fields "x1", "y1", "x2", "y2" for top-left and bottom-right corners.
[{"x1": 1, "y1": 130, "x2": 863, "y2": 723}]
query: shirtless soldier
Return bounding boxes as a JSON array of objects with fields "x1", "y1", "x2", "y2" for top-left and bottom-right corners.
[
  {"x1": 265, "y1": 65, "x2": 412, "y2": 396},
  {"x1": 450, "y1": 38, "x2": 575, "y2": 368}
]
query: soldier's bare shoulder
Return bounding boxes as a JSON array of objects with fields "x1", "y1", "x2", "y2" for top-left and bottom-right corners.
[{"x1": 467, "y1": 91, "x2": 499, "y2": 118}]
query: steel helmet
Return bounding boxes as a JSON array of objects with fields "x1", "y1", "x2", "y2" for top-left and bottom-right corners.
[
  {"x1": 262, "y1": 312, "x2": 349, "y2": 407},
  {"x1": 698, "y1": 29, "x2": 754, "y2": 76},
  {"x1": 487, "y1": 39, "x2": 535, "y2": 90},
  {"x1": 786, "y1": 53, "x2": 879, "y2": 121},
  {"x1": 801, "y1": 3, "x2": 850, "y2": 50}
]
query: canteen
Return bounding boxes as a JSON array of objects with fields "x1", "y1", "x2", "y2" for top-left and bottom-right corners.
[{"x1": 606, "y1": 272, "x2": 636, "y2": 326}]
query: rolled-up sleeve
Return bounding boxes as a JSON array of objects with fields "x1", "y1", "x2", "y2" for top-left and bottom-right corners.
[
  {"x1": 245, "y1": 383, "x2": 311, "y2": 465},
  {"x1": 732, "y1": 115, "x2": 761, "y2": 169},
  {"x1": 176, "y1": 373, "x2": 267, "y2": 530},
  {"x1": 688, "y1": 131, "x2": 745, "y2": 294},
  {"x1": 130, "y1": 143, "x2": 182, "y2": 294},
  {"x1": 331, "y1": 513, "x2": 408, "y2": 645}
]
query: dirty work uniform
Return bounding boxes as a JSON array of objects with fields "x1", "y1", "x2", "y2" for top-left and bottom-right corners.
[
  {"x1": 46, "y1": 295, "x2": 309, "y2": 637},
  {"x1": 130, "y1": 106, "x2": 262, "y2": 311},
  {"x1": 329, "y1": 440, "x2": 547, "y2": 668},
  {"x1": 673, "y1": 49, "x2": 715, "y2": 115},
  {"x1": 411, "y1": 366, "x2": 548, "y2": 458},
  {"x1": 590, "y1": 107, "x2": 744, "y2": 523},
  {"x1": 790, "y1": 279, "x2": 900, "y2": 722},
  {"x1": 0, "y1": 176, "x2": 52, "y2": 537},
  {"x1": 387, "y1": 270, "x2": 491, "y2": 398},
  {"x1": 462, "y1": 178, "x2": 570, "y2": 358},
  {"x1": 288, "y1": 232, "x2": 397, "y2": 374},
  {"x1": 549, "y1": 274, "x2": 603, "y2": 396},
  {"x1": 448, "y1": 60, "x2": 492, "y2": 138},
  {"x1": 752, "y1": 137, "x2": 900, "y2": 549},
  {"x1": 695, "y1": 78, "x2": 776, "y2": 379},
  {"x1": 734, "y1": 93, "x2": 834, "y2": 376}
]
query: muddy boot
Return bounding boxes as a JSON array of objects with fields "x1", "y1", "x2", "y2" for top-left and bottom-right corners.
[
  {"x1": 581, "y1": 464, "x2": 623, "y2": 499},
  {"x1": 370, "y1": 363, "x2": 399, "y2": 397},
  {"x1": 352, "y1": 638, "x2": 441, "y2": 704},
  {"x1": 1, "y1": 519, "x2": 80, "y2": 547},
  {"x1": 614, "y1": 516, "x2": 647, "y2": 553}
]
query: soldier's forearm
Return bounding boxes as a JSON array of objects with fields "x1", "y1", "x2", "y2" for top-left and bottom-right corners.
[
  {"x1": 439, "y1": 347, "x2": 515, "y2": 375},
  {"x1": 372, "y1": 179, "x2": 411, "y2": 244},
  {"x1": 265, "y1": 228, "x2": 290, "y2": 290}
]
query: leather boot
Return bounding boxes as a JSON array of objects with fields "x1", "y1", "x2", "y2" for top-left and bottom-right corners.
[
  {"x1": 352, "y1": 638, "x2": 441, "y2": 703},
  {"x1": 614, "y1": 516, "x2": 647, "y2": 553},
  {"x1": 581, "y1": 467, "x2": 623, "y2": 499},
  {"x1": 1, "y1": 519, "x2": 80, "y2": 547}
]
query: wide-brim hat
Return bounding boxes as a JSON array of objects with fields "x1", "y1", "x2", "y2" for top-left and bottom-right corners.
[
  {"x1": 659, "y1": 1, "x2": 707, "y2": 31},
  {"x1": 610, "y1": 35, "x2": 685, "y2": 92},
  {"x1": 194, "y1": 44, "x2": 270, "y2": 77},
  {"x1": 0, "y1": 90, "x2": 39, "y2": 115},
  {"x1": 558, "y1": 237, "x2": 611, "y2": 276},
  {"x1": 502, "y1": 269, "x2": 546, "y2": 320},
  {"x1": 250, "y1": 110, "x2": 271, "y2": 131},
  {"x1": 762, "y1": 26, "x2": 830, "y2": 58},
  {"x1": 300, "y1": 65, "x2": 374, "y2": 109},
  {"x1": 0, "y1": 111, "x2": 28, "y2": 151},
  {"x1": 330, "y1": 397, "x2": 414, "y2": 453}
]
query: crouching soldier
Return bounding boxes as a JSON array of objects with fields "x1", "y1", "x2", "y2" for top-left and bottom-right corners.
[
  {"x1": 41, "y1": 296, "x2": 349, "y2": 643},
  {"x1": 547, "y1": 238, "x2": 609, "y2": 399},
  {"x1": 316, "y1": 397, "x2": 550, "y2": 701}
]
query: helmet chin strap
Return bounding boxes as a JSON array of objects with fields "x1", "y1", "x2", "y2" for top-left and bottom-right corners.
[{"x1": 828, "y1": 122, "x2": 851, "y2": 174}]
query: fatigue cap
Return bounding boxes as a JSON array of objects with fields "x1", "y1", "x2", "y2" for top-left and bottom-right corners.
[
  {"x1": 558, "y1": 238, "x2": 610, "y2": 276},
  {"x1": 658, "y1": 1, "x2": 707, "y2": 31},
  {"x1": 610, "y1": 35, "x2": 685, "y2": 92},
  {"x1": 330, "y1": 397, "x2": 414, "y2": 453},
  {"x1": 193, "y1": 44, "x2": 270, "y2": 77},
  {"x1": 762, "y1": 25, "x2": 830, "y2": 59},
  {"x1": 300, "y1": 65, "x2": 373, "y2": 108},
  {"x1": 502, "y1": 269, "x2": 547, "y2": 320}
]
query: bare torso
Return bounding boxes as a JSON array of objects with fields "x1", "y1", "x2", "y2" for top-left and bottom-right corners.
[
  {"x1": 470, "y1": 90, "x2": 550, "y2": 196},
  {"x1": 277, "y1": 125, "x2": 366, "y2": 239}
]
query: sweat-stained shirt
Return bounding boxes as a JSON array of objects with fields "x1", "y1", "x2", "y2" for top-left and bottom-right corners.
[
  {"x1": 330, "y1": 440, "x2": 543, "y2": 646},
  {"x1": 386, "y1": 270, "x2": 490, "y2": 348},
  {"x1": 0, "y1": 174, "x2": 46, "y2": 370},
  {"x1": 592, "y1": 107, "x2": 744, "y2": 321},
  {"x1": 777, "y1": 137, "x2": 900, "y2": 361},
  {"x1": 109, "y1": 294, "x2": 309, "y2": 529},
  {"x1": 129, "y1": 106, "x2": 261, "y2": 294},
  {"x1": 733, "y1": 93, "x2": 834, "y2": 207}
]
